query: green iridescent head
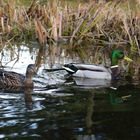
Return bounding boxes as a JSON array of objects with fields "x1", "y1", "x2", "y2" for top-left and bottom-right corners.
[{"x1": 111, "y1": 50, "x2": 124, "y2": 66}]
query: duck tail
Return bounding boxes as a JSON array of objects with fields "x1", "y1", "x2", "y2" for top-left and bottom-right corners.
[{"x1": 43, "y1": 64, "x2": 78, "y2": 74}]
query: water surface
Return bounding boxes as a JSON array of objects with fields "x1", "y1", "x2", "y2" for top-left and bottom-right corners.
[{"x1": 0, "y1": 44, "x2": 140, "y2": 140}]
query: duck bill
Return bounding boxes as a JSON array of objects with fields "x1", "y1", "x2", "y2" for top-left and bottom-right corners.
[{"x1": 124, "y1": 56, "x2": 133, "y2": 62}]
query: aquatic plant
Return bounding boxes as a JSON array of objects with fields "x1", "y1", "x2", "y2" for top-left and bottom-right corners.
[{"x1": 0, "y1": 0, "x2": 140, "y2": 55}]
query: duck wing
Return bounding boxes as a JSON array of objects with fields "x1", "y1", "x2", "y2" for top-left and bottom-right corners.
[
  {"x1": 0, "y1": 70, "x2": 25, "y2": 87},
  {"x1": 63, "y1": 63, "x2": 108, "y2": 74}
]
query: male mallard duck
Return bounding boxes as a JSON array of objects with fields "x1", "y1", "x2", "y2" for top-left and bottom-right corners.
[
  {"x1": 0, "y1": 64, "x2": 36, "y2": 88},
  {"x1": 62, "y1": 50, "x2": 132, "y2": 80}
]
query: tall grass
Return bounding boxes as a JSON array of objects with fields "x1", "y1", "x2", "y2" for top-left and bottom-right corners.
[{"x1": 0, "y1": 0, "x2": 140, "y2": 54}]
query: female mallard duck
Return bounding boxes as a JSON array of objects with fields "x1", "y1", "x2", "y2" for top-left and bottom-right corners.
[
  {"x1": 0, "y1": 64, "x2": 36, "y2": 88},
  {"x1": 62, "y1": 50, "x2": 132, "y2": 80}
]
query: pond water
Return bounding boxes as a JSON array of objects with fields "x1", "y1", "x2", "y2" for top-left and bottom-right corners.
[{"x1": 0, "y1": 44, "x2": 140, "y2": 140}]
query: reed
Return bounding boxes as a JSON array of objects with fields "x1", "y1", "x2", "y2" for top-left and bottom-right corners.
[{"x1": 0, "y1": 0, "x2": 140, "y2": 55}]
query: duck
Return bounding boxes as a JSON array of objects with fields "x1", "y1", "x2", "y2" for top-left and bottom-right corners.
[
  {"x1": 0, "y1": 64, "x2": 36, "y2": 89},
  {"x1": 62, "y1": 50, "x2": 132, "y2": 80}
]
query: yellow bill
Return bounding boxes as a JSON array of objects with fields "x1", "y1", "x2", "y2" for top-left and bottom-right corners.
[{"x1": 124, "y1": 56, "x2": 133, "y2": 62}]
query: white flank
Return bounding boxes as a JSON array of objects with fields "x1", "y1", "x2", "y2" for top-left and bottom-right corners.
[
  {"x1": 73, "y1": 70, "x2": 111, "y2": 80},
  {"x1": 73, "y1": 64, "x2": 108, "y2": 72}
]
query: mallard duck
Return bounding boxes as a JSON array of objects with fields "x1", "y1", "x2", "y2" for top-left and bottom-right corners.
[
  {"x1": 0, "y1": 64, "x2": 36, "y2": 88},
  {"x1": 62, "y1": 50, "x2": 132, "y2": 80}
]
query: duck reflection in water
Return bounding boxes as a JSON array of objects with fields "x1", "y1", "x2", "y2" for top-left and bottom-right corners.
[
  {"x1": 24, "y1": 87, "x2": 33, "y2": 110},
  {"x1": 65, "y1": 77, "x2": 111, "y2": 88}
]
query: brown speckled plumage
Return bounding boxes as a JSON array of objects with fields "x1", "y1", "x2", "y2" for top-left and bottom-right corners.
[{"x1": 0, "y1": 64, "x2": 35, "y2": 88}]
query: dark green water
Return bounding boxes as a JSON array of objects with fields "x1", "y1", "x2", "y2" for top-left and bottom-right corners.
[
  {"x1": 0, "y1": 44, "x2": 140, "y2": 140},
  {"x1": 0, "y1": 81, "x2": 140, "y2": 140}
]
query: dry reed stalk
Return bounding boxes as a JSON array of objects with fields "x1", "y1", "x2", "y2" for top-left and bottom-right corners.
[
  {"x1": 27, "y1": 0, "x2": 38, "y2": 17},
  {"x1": 70, "y1": 18, "x2": 84, "y2": 44},
  {"x1": 1, "y1": 17, "x2": 4, "y2": 32},
  {"x1": 34, "y1": 19, "x2": 47, "y2": 45},
  {"x1": 0, "y1": 0, "x2": 140, "y2": 50},
  {"x1": 134, "y1": 35, "x2": 140, "y2": 55},
  {"x1": 51, "y1": 16, "x2": 58, "y2": 41},
  {"x1": 80, "y1": 5, "x2": 102, "y2": 38},
  {"x1": 0, "y1": 8, "x2": 4, "y2": 32},
  {"x1": 47, "y1": 1, "x2": 63, "y2": 41},
  {"x1": 69, "y1": 3, "x2": 92, "y2": 43},
  {"x1": 123, "y1": 16, "x2": 135, "y2": 48},
  {"x1": 17, "y1": 8, "x2": 26, "y2": 27},
  {"x1": 6, "y1": 1, "x2": 15, "y2": 23},
  {"x1": 58, "y1": 11, "x2": 62, "y2": 38}
]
